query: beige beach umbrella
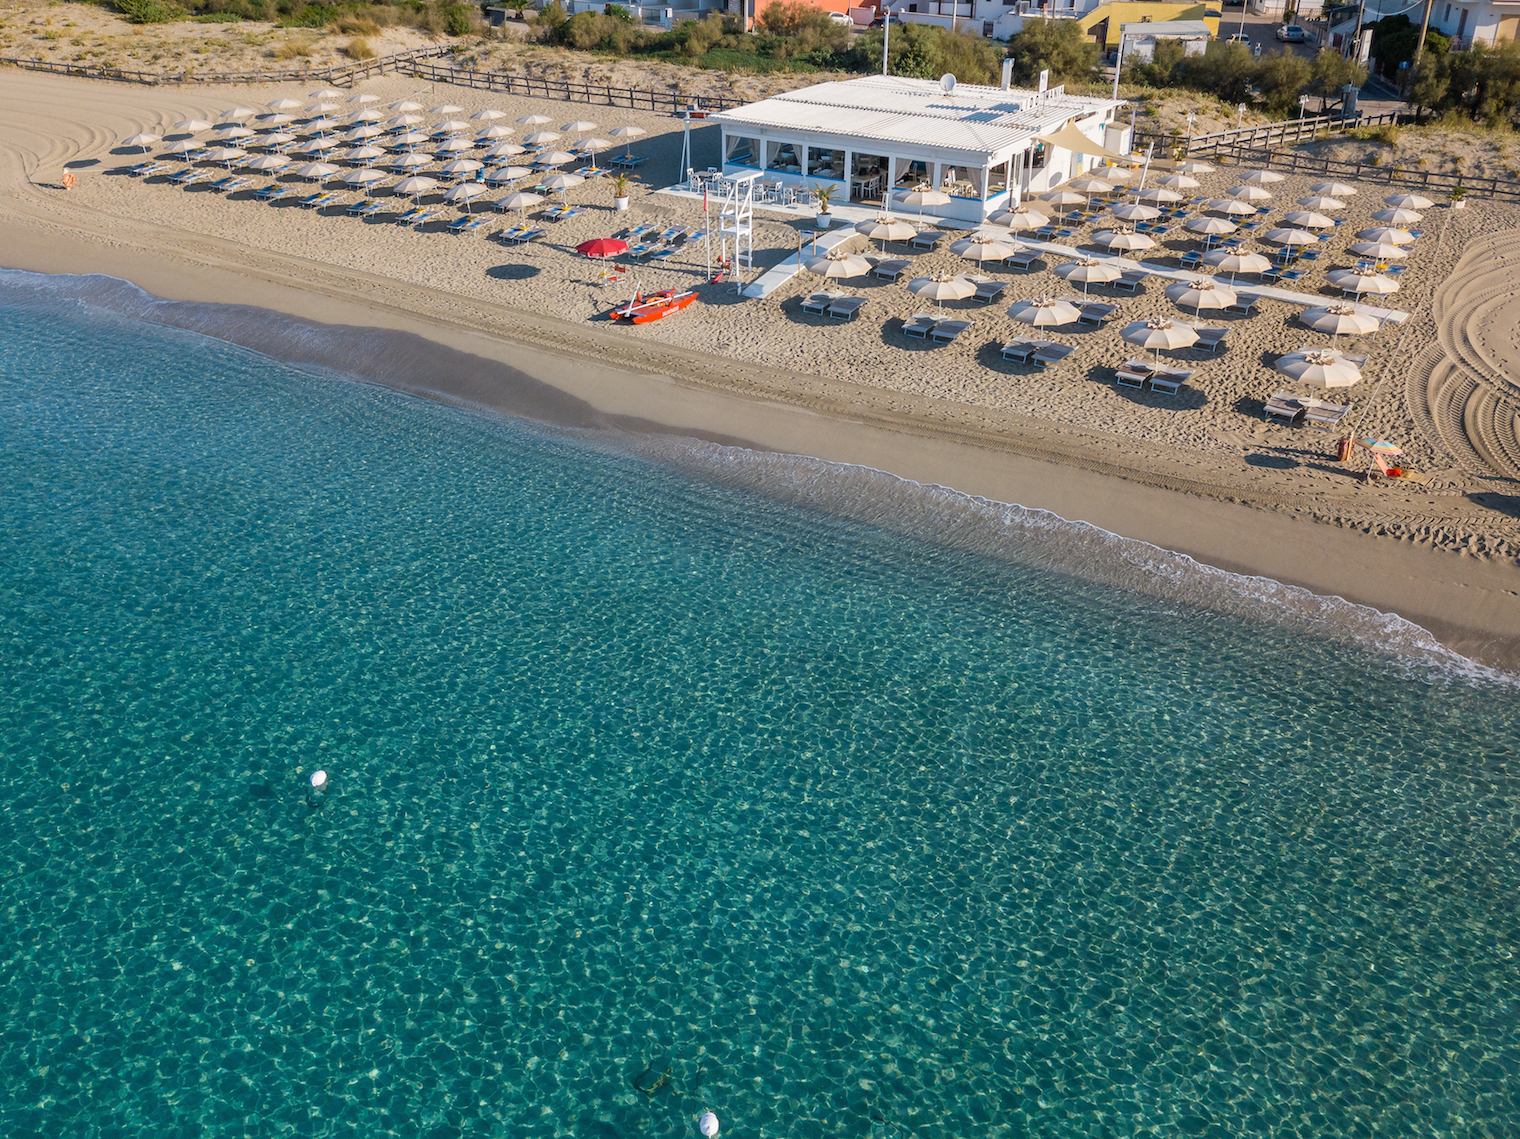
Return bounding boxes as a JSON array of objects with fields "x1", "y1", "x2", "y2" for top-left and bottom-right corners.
[
  {"x1": 389, "y1": 100, "x2": 424, "y2": 112},
  {"x1": 1202, "y1": 249, "x2": 1272, "y2": 283},
  {"x1": 344, "y1": 167, "x2": 388, "y2": 189},
  {"x1": 122, "y1": 132, "x2": 161, "y2": 152},
  {"x1": 307, "y1": 102, "x2": 340, "y2": 115},
  {"x1": 1158, "y1": 173, "x2": 1200, "y2": 190},
  {"x1": 517, "y1": 113, "x2": 553, "y2": 126},
  {"x1": 215, "y1": 125, "x2": 254, "y2": 139},
  {"x1": 1111, "y1": 202, "x2": 1161, "y2": 221},
  {"x1": 310, "y1": 88, "x2": 343, "y2": 99},
  {"x1": 577, "y1": 138, "x2": 611, "y2": 154},
  {"x1": 1295, "y1": 195, "x2": 1346, "y2": 211},
  {"x1": 348, "y1": 93, "x2": 380, "y2": 104},
  {"x1": 1228, "y1": 183, "x2": 1272, "y2": 202},
  {"x1": 1122, "y1": 317, "x2": 1198, "y2": 361},
  {"x1": 1009, "y1": 295, "x2": 1081, "y2": 326},
  {"x1": 536, "y1": 150, "x2": 579, "y2": 167},
  {"x1": 909, "y1": 272, "x2": 976, "y2": 310},
  {"x1": 296, "y1": 138, "x2": 340, "y2": 155},
  {"x1": 1166, "y1": 277, "x2": 1237, "y2": 317},
  {"x1": 1240, "y1": 169, "x2": 1286, "y2": 184},
  {"x1": 443, "y1": 182, "x2": 491, "y2": 211},
  {"x1": 1099, "y1": 166, "x2": 1133, "y2": 183},
  {"x1": 1300, "y1": 304, "x2": 1381, "y2": 338},
  {"x1": 477, "y1": 124, "x2": 515, "y2": 140},
  {"x1": 498, "y1": 190, "x2": 545, "y2": 217},
  {"x1": 293, "y1": 161, "x2": 340, "y2": 181},
  {"x1": 1283, "y1": 210, "x2": 1334, "y2": 228},
  {"x1": 1134, "y1": 187, "x2": 1183, "y2": 203},
  {"x1": 246, "y1": 154, "x2": 290, "y2": 172},
  {"x1": 1040, "y1": 189, "x2": 1088, "y2": 217},
  {"x1": 257, "y1": 132, "x2": 296, "y2": 149},
  {"x1": 221, "y1": 106, "x2": 258, "y2": 121},
  {"x1": 430, "y1": 104, "x2": 465, "y2": 114},
  {"x1": 391, "y1": 152, "x2": 432, "y2": 170},
  {"x1": 487, "y1": 165, "x2": 532, "y2": 183},
  {"x1": 434, "y1": 119, "x2": 472, "y2": 135},
  {"x1": 174, "y1": 119, "x2": 213, "y2": 133},
  {"x1": 893, "y1": 184, "x2": 952, "y2": 221},
  {"x1": 203, "y1": 146, "x2": 246, "y2": 165},
  {"x1": 987, "y1": 206, "x2": 1047, "y2": 230},
  {"x1": 268, "y1": 98, "x2": 304, "y2": 112},
  {"x1": 954, "y1": 234, "x2": 1018, "y2": 263},
  {"x1": 472, "y1": 108, "x2": 508, "y2": 121},
  {"x1": 1356, "y1": 226, "x2": 1416, "y2": 245},
  {"x1": 1207, "y1": 198, "x2": 1258, "y2": 216},
  {"x1": 1186, "y1": 216, "x2": 1237, "y2": 235},
  {"x1": 1327, "y1": 269, "x2": 1400, "y2": 295},
  {"x1": 387, "y1": 114, "x2": 425, "y2": 129},
  {"x1": 562, "y1": 119, "x2": 598, "y2": 138},
  {"x1": 1068, "y1": 176, "x2": 1114, "y2": 194},
  {"x1": 1094, "y1": 228, "x2": 1156, "y2": 252},
  {"x1": 1309, "y1": 181, "x2": 1358, "y2": 197},
  {"x1": 344, "y1": 125, "x2": 383, "y2": 142},
  {"x1": 858, "y1": 214, "x2": 918, "y2": 250},
  {"x1": 609, "y1": 124, "x2": 647, "y2": 158},
  {"x1": 349, "y1": 109, "x2": 384, "y2": 124},
  {"x1": 1174, "y1": 160, "x2": 1215, "y2": 174},
  {"x1": 439, "y1": 158, "x2": 485, "y2": 177},
  {"x1": 523, "y1": 130, "x2": 562, "y2": 146},
  {"x1": 1053, "y1": 257, "x2": 1121, "y2": 296},
  {"x1": 1277, "y1": 350, "x2": 1361, "y2": 388},
  {"x1": 347, "y1": 145, "x2": 386, "y2": 163},
  {"x1": 807, "y1": 249, "x2": 872, "y2": 279},
  {"x1": 1384, "y1": 192, "x2": 1434, "y2": 209},
  {"x1": 163, "y1": 139, "x2": 200, "y2": 155},
  {"x1": 1264, "y1": 227, "x2": 1321, "y2": 246},
  {"x1": 1371, "y1": 207, "x2": 1423, "y2": 225},
  {"x1": 436, "y1": 138, "x2": 477, "y2": 154},
  {"x1": 393, "y1": 175, "x2": 439, "y2": 197},
  {"x1": 483, "y1": 142, "x2": 528, "y2": 159},
  {"x1": 390, "y1": 131, "x2": 430, "y2": 149},
  {"x1": 306, "y1": 117, "x2": 341, "y2": 134},
  {"x1": 1348, "y1": 241, "x2": 1408, "y2": 260},
  {"x1": 539, "y1": 171, "x2": 585, "y2": 202}
]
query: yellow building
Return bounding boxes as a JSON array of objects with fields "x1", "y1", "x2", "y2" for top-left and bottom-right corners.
[{"x1": 1078, "y1": 1, "x2": 1222, "y2": 50}]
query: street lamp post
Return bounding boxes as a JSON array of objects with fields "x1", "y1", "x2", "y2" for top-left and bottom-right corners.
[{"x1": 882, "y1": 5, "x2": 898, "y2": 76}]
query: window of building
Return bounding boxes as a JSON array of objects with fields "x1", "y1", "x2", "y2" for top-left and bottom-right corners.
[
  {"x1": 807, "y1": 147, "x2": 845, "y2": 180},
  {"x1": 765, "y1": 140, "x2": 801, "y2": 172},
  {"x1": 724, "y1": 135, "x2": 759, "y2": 166}
]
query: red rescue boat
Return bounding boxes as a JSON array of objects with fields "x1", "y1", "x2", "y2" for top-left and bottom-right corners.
[{"x1": 611, "y1": 289, "x2": 699, "y2": 324}]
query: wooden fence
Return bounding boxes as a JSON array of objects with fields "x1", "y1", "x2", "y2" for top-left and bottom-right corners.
[
  {"x1": 1132, "y1": 109, "x2": 1405, "y2": 157},
  {"x1": 0, "y1": 44, "x2": 449, "y2": 88},
  {"x1": 407, "y1": 62, "x2": 741, "y2": 114},
  {"x1": 1201, "y1": 141, "x2": 1520, "y2": 201}
]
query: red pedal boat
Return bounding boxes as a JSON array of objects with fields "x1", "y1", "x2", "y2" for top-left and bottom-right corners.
[{"x1": 611, "y1": 289, "x2": 699, "y2": 324}]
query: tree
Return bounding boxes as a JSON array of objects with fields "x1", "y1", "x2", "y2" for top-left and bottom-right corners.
[
  {"x1": 1177, "y1": 41, "x2": 1256, "y2": 104},
  {"x1": 1368, "y1": 14, "x2": 1448, "y2": 80},
  {"x1": 1406, "y1": 53, "x2": 1450, "y2": 118},
  {"x1": 1005, "y1": 18, "x2": 1099, "y2": 86},
  {"x1": 1305, "y1": 47, "x2": 1367, "y2": 110},
  {"x1": 1253, "y1": 49, "x2": 1312, "y2": 115}
]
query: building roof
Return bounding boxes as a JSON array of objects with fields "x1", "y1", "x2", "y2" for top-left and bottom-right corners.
[
  {"x1": 1119, "y1": 20, "x2": 1214, "y2": 36},
  {"x1": 709, "y1": 75, "x2": 1121, "y2": 161}
]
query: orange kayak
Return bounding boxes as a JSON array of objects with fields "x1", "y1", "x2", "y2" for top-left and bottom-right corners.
[{"x1": 612, "y1": 289, "x2": 699, "y2": 324}]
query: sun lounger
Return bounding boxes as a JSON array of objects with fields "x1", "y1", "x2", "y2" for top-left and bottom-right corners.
[
  {"x1": 609, "y1": 154, "x2": 648, "y2": 169},
  {"x1": 1116, "y1": 358, "x2": 1154, "y2": 389},
  {"x1": 910, "y1": 231, "x2": 947, "y2": 252},
  {"x1": 903, "y1": 312, "x2": 937, "y2": 339},
  {"x1": 1001, "y1": 338, "x2": 1054, "y2": 363},
  {"x1": 571, "y1": 165, "x2": 606, "y2": 179},
  {"x1": 395, "y1": 207, "x2": 433, "y2": 226},
  {"x1": 1076, "y1": 301, "x2": 1117, "y2": 326},
  {"x1": 625, "y1": 241, "x2": 656, "y2": 258},
  {"x1": 346, "y1": 199, "x2": 383, "y2": 217},
  {"x1": 208, "y1": 175, "x2": 249, "y2": 193},
  {"x1": 300, "y1": 190, "x2": 340, "y2": 209},
  {"x1": 507, "y1": 227, "x2": 546, "y2": 244},
  {"x1": 128, "y1": 161, "x2": 168, "y2": 177},
  {"x1": 871, "y1": 258, "x2": 912, "y2": 281},
  {"x1": 1034, "y1": 225, "x2": 1057, "y2": 240},
  {"x1": 1180, "y1": 249, "x2": 1204, "y2": 269},
  {"x1": 972, "y1": 280, "x2": 1008, "y2": 305},
  {"x1": 827, "y1": 297, "x2": 866, "y2": 321},
  {"x1": 255, "y1": 184, "x2": 292, "y2": 202},
  {"x1": 1113, "y1": 270, "x2": 1147, "y2": 294},
  {"x1": 801, "y1": 291, "x2": 845, "y2": 316},
  {"x1": 930, "y1": 319, "x2": 973, "y2": 343},
  {"x1": 1005, "y1": 250, "x2": 1042, "y2": 271},
  {"x1": 1225, "y1": 296, "x2": 1259, "y2": 316},
  {"x1": 1191, "y1": 327, "x2": 1229, "y2": 353},
  {"x1": 550, "y1": 206, "x2": 586, "y2": 222},
  {"x1": 1148, "y1": 366, "x2": 1194, "y2": 395},
  {"x1": 171, "y1": 169, "x2": 208, "y2": 186},
  {"x1": 1032, "y1": 344, "x2": 1076, "y2": 369},
  {"x1": 645, "y1": 246, "x2": 679, "y2": 262},
  {"x1": 1264, "y1": 392, "x2": 1307, "y2": 425},
  {"x1": 447, "y1": 215, "x2": 488, "y2": 234},
  {"x1": 1305, "y1": 398, "x2": 1351, "y2": 429},
  {"x1": 656, "y1": 226, "x2": 687, "y2": 242}
]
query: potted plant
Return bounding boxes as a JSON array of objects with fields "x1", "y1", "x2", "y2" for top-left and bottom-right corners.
[
  {"x1": 612, "y1": 172, "x2": 630, "y2": 211},
  {"x1": 1449, "y1": 185, "x2": 1467, "y2": 209},
  {"x1": 813, "y1": 182, "x2": 836, "y2": 227}
]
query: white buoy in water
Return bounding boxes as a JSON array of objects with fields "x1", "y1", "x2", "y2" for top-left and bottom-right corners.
[
  {"x1": 699, "y1": 1112, "x2": 719, "y2": 1138},
  {"x1": 310, "y1": 770, "x2": 328, "y2": 790}
]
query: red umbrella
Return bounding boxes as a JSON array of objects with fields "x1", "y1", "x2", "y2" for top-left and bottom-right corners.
[{"x1": 577, "y1": 238, "x2": 628, "y2": 259}]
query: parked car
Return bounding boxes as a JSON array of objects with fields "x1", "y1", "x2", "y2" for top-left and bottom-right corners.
[
  {"x1": 828, "y1": 9, "x2": 853, "y2": 24},
  {"x1": 1276, "y1": 23, "x2": 1309, "y2": 41},
  {"x1": 1225, "y1": 32, "x2": 1250, "y2": 44}
]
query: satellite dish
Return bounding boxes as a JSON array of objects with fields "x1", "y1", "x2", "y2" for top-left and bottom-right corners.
[{"x1": 940, "y1": 73, "x2": 957, "y2": 95}]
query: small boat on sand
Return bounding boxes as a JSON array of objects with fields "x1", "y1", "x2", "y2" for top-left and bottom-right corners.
[{"x1": 611, "y1": 289, "x2": 698, "y2": 324}]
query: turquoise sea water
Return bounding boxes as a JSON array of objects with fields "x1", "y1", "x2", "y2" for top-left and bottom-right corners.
[{"x1": 1, "y1": 274, "x2": 1517, "y2": 1139}]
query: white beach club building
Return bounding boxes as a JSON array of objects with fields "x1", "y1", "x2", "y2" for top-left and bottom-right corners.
[{"x1": 708, "y1": 74, "x2": 1131, "y2": 224}]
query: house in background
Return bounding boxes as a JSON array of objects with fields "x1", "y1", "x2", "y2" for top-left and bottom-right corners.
[
  {"x1": 1116, "y1": 18, "x2": 1213, "y2": 60},
  {"x1": 1428, "y1": 0, "x2": 1520, "y2": 47}
]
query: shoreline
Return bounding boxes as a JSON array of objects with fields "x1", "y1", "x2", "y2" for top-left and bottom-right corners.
[{"x1": 4, "y1": 226, "x2": 1519, "y2": 671}]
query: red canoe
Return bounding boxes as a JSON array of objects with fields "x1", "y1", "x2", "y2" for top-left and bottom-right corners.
[{"x1": 611, "y1": 289, "x2": 699, "y2": 324}]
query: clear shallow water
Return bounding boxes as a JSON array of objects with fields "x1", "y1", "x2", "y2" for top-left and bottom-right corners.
[{"x1": 0, "y1": 280, "x2": 1517, "y2": 1139}]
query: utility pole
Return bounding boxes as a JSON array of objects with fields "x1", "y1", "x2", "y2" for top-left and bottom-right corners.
[
  {"x1": 882, "y1": 4, "x2": 893, "y2": 76},
  {"x1": 1412, "y1": 0, "x2": 1435, "y2": 73}
]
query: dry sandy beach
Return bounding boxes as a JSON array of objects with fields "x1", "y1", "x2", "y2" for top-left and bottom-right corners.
[{"x1": 3, "y1": 66, "x2": 1519, "y2": 667}]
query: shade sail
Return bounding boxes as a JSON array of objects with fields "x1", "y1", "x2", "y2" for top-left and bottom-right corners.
[{"x1": 1030, "y1": 122, "x2": 1131, "y2": 164}]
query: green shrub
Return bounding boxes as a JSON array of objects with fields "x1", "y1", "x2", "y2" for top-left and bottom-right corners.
[
  {"x1": 444, "y1": 3, "x2": 471, "y2": 34},
  {"x1": 115, "y1": 0, "x2": 181, "y2": 24},
  {"x1": 1005, "y1": 17, "x2": 1098, "y2": 86},
  {"x1": 193, "y1": 10, "x2": 242, "y2": 20}
]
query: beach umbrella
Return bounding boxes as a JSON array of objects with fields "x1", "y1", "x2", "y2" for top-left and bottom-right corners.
[
  {"x1": 268, "y1": 97, "x2": 303, "y2": 110},
  {"x1": 253, "y1": 112, "x2": 292, "y2": 126},
  {"x1": 203, "y1": 146, "x2": 246, "y2": 166},
  {"x1": 438, "y1": 158, "x2": 484, "y2": 177},
  {"x1": 1186, "y1": 216, "x2": 1236, "y2": 235},
  {"x1": 894, "y1": 184, "x2": 952, "y2": 220},
  {"x1": 1300, "y1": 304, "x2": 1381, "y2": 339},
  {"x1": 1283, "y1": 211, "x2": 1334, "y2": 228},
  {"x1": 293, "y1": 161, "x2": 340, "y2": 181},
  {"x1": 1357, "y1": 227, "x2": 1416, "y2": 245},
  {"x1": 1166, "y1": 277, "x2": 1236, "y2": 318},
  {"x1": 307, "y1": 102, "x2": 339, "y2": 115},
  {"x1": 1053, "y1": 257, "x2": 1121, "y2": 296},
  {"x1": 498, "y1": 190, "x2": 544, "y2": 217},
  {"x1": 430, "y1": 104, "x2": 465, "y2": 114},
  {"x1": 347, "y1": 145, "x2": 386, "y2": 163},
  {"x1": 953, "y1": 233, "x2": 1018, "y2": 263},
  {"x1": 1100, "y1": 166, "x2": 1133, "y2": 183},
  {"x1": 122, "y1": 132, "x2": 161, "y2": 152},
  {"x1": 1264, "y1": 227, "x2": 1321, "y2": 246},
  {"x1": 1277, "y1": 350, "x2": 1361, "y2": 388},
  {"x1": 1327, "y1": 269, "x2": 1400, "y2": 295},
  {"x1": 1122, "y1": 318, "x2": 1198, "y2": 360},
  {"x1": 310, "y1": 88, "x2": 343, "y2": 99},
  {"x1": 857, "y1": 214, "x2": 917, "y2": 250},
  {"x1": 1384, "y1": 193, "x2": 1433, "y2": 209},
  {"x1": 487, "y1": 165, "x2": 532, "y2": 183},
  {"x1": 174, "y1": 118, "x2": 213, "y2": 133},
  {"x1": 387, "y1": 114, "x2": 424, "y2": 128},
  {"x1": 257, "y1": 132, "x2": 296, "y2": 149},
  {"x1": 434, "y1": 119, "x2": 472, "y2": 135},
  {"x1": 609, "y1": 124, "x2": 645, "y2": 156},
  {"x1": 483, "y1": 141, "x2": 527, "y2": 159},
  {"x1": 1371, "y1": 207, "x2": 1423, "y2": 225},
  {"x1": 344, "y1": 125, "x2": 383, "y2": 141},
  {"x1": 1240, "y1": 169, "x2": 1285, "y2": 184},
  {"x1": 389, "y1": 100, "x2": 424, "y2": 112},
  {"x1": 477, "y1": 124, "x2": 514, "y2": 140},
  {"x1": 1228, "y1": 183, "x2": 1272, "y2": 202},
  {"x1": 539, "y1": 171, "x2": 585, "y2": 201},
  {"x1": 1039, "y1": 189, "x2": 1087, "y2": 218},
  {"x1": 348, "y1": 93, "x2": 380, "y2": 104},
  {"x1": 807, "y1": 249, "x2": 872, "y2": 280},
  {"x1": 221, "y1": 106, "x2": 257, "y2": 121},
  {"x1": 306, "y1": 117, "x2": 341, "y2": 134},
  {"x1": 1202, "y1": 249, "x2": 1271, "y2": 283},
  {"x1": 246, "y1": 154, "x2": 290, "y2": 172},
  {"x1": 1134, "y1": 187, "x2": 1183, "y2": 203},
  {"x1": 523, "y1": 130, "x2": 561, "y2": 146},
  {"x1": 1174, "y1": 160, "x2": 1215, "y2": 174},
  {"x1": 1360, "y1": 437, "x2": 1402, "y2": 454},
  {"x1": 163, "y1": 139, "x2": 200, "y2": 155},
  {"x1": 986, "y1": 206, "x2": 1047, "y2": 230},
  {"x1": 393, "y1": 175, "x2": 439, "y2": 197},
  {"x1": 296, "y1": 138, "x2": 340, "y2": 154},
  {"x1": 344, "y1": 168, "x2": 388, "y2": 190},
  {"x1": 1296, "y1": 195, "x2": 1345, "y2": 211},
  {"x1": 577, "y1": 237, "x2": 629, "y2": 259},
  {"x1": 472, "y1": 108, "x2": 508, "y2": 121},
  {"x1": 1207, "y1": 198, "x2": 1258, "y2": 216},
  {"x1": 1158, "y1": 173, "x2": 1200, "y2": 190},
  {"x1": 908, "y1": 272, "x2": 975, "y2": 310},
  {"x1": 536, "y1": 150, "x2": 579, "y2": 167},
  {"x1": 1309, "y1": 181, "x2": 1357, "y2": 197},
  {"x1": 562, "y1": 119, "x2": 598, "y2": 137},
  {"x1": 349, "y1": 108, "x2": 384, "y2": 124},
  {"x1": 1008, "y1": 295, "x2": 1081, "y2": 326},
  {"x1": 1110, "y1": 202, "x2": 1161, "y2": 221},
  {"x1": 214, "y1": 126, "x2": 254, "y2": 142},
  {"x1": 435, "y1": 138, "x2": 476, "y2": 154},
  {"x1": 390, "y1": 131, "x2": 430, "y2": 149},
  {"x1": 517, "y1": 113, "x2": 553, "y2": 126},
  {"x1": 1348, "y1": 241, "x2": 1409, "y2": 260},
  {"x1": 1068, "y1": 176, "x2": 1114, "y2": 194},
  {"x1": 577, "y1": 138, "x2": 611, "y2": 155},
  {"x1": 443, "y1": 182, "x2": 490, "y2": 211},
  {"x1": 1094, "y1": 228, "x2": 1155, "y2": 251},
  {"x1": 391, "y1": 152, "x2": 432, "y2": 170}
]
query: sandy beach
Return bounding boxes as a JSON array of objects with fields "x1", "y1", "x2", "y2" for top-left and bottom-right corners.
[{"x1": 2, "y1": 66, "x2": 1519, "y2": 667}]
